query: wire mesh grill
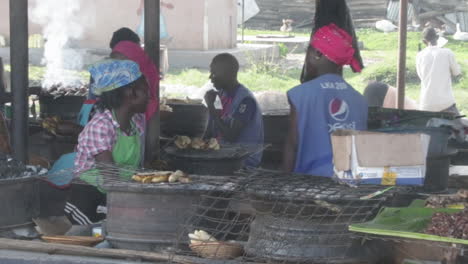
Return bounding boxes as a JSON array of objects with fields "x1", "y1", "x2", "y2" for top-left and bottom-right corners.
[
  {"x1": 37, "y1": 164, "x2": 468, "y2": 263},
  {"x1": 169, "y1": 169, "x2": 395, "y2": 264},
  {"x1": 39, "y1": 164, "x2": 400, "y2": 263}
]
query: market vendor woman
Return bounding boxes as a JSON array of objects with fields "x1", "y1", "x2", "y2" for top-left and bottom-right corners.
[
  {"x1": 65, "y1": 59, "x2": 148, "y2": 225},
  {"x1": 75, "y1": 59, "x2": 148, "y2": 178}
]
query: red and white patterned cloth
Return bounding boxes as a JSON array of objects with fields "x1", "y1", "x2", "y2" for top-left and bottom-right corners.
[{"x1": 74, "y1": 109, "x2": 145, "y2": 173}]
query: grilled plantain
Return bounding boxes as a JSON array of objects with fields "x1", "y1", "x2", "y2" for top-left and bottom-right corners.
[
  {"x1": 190, "y1": 138, "x2": 206, "y2": 150},
  {"x1": 175, "y1": 136, "x2": 191, "y2": 149},
  {"x1": 151, "y1": 175, "x2": 170, "y2": 183},
  {"x1": 207, "y1": 138, "x2": 220, "y2": 150}
]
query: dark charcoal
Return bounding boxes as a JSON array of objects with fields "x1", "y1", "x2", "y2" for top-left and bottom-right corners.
[
  {"x1": 0, "y1": 153, "x2": 47, "y2": 180},
  {"x1": 425, "y1": 209, "x2": 468, "y2": 239},
  {"x1": 42, "y1": 83, "x2": 89, "y2": 98}
]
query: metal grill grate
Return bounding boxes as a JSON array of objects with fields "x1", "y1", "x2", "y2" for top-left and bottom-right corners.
[{"x1": 170, "y1": 169, "x2": 394, "y2": 264}]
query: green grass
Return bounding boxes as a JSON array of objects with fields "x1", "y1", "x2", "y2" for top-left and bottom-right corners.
[
  {"x1": 237, "y1": 28, "x2": 310, "y2": 37},
  {"x1": 164, "y1": 67, "x2": 302, "y2": 93}
]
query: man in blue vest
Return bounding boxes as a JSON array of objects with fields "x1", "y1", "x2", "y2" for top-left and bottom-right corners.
[
  {"x1": 283, "y1": 23, "x2": 368, "y2": 177},
  {"x1": 204, "y1": 53, "x2": 264, "y2": 167}
]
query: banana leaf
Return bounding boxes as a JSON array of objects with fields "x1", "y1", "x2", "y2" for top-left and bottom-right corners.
[{"x1": 349, "y1": 201, "x2": 468, "y2": 245}]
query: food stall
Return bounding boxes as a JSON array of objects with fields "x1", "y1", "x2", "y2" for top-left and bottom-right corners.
[{"x1": 6, "y1": 0, "x2": 468, "y2": 263}]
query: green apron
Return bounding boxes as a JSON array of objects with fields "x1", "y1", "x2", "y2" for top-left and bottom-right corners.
[{"x1": 80, "y1": 114, "x2": 141, "y2": 192}]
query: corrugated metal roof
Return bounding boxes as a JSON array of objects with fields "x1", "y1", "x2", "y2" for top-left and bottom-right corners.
[
  {"x1": 445, "y1": 12, "x2": 468, "y2": 32},
  {"x1": 386, "y1": 1, "x2": 415, "y2": 22},
  {"x1": 386, "y1": 0, "x2": 468, "y2": 31}
]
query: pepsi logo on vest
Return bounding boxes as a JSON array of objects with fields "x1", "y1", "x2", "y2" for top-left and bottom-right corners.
[{"x1": 329, "y1": 98, "x2": 349, "y2": 122}]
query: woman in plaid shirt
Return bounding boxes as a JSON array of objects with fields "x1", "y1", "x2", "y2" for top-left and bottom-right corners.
[{"x1": 64, "y1": 59, "x2": 149, "y2": 225}]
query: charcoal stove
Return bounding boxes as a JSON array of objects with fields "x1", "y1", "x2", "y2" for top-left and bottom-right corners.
[
  {"x1": 247, "y1": 215, "x2": 360, "y2": 262},
  {"x1": 164, "y1": 144, "x2": 262, "y2": 176},
  {"x1": 37, "y1": 84, "x2": 88, "y2": 121},
  {"x1": 0, "y1": 176, "x2": 40, "y2": 237},
  {"x1": 39, "y1": 94, "x2": 85, "y2": 121},
  {"x1": 242, "y1": 170, "x2": 393, "y2": 262},
  {"x1": 103, "y1": 176, "x2": 236, "y2": 252}
]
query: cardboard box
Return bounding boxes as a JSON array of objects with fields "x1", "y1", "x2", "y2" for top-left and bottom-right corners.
[{"x1": 332, "y1": 130, "x2": 430, "y2": 185}]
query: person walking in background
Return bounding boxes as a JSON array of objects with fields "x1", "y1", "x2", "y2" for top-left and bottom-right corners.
[
  {"x1": 417, "y1": 27, "x2": 462, "y2": 113},
  {"x1": 136, "y1": 0, "x2": 174, "y2": 41}
]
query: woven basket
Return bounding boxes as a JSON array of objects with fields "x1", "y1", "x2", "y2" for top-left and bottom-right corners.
[
  {"x1": 42, "y1": 236, "x2": 103, "y2": 247},
  {"x1": 190, "y1": 242, "x2": 243, "y2": 259}
]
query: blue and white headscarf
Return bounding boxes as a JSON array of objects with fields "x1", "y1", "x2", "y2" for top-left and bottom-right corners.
[{"x1": 89, "y1": 59, "x2": 142, "y2": 96}]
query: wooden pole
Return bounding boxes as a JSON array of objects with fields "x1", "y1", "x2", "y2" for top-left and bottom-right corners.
[
  {"x1": 0, "y1": 57, "x2": 6, "y2": 109},
  {"x1": 396, "y1": 0, "x2": 408, "y2": 109},
  {"x1": 0, "y1": 238, "x2": 199, "y2": 264},
  {"x1": 144, "y1": 0, "x2": 161, "y2": 163},
  {"x1": 9, "y1": 0, "x2": 29, "y2": 163},
  {"x1": 242, "y1": 0, "x2": 245, "y2": 43},
  {"x1": 0, "y1": 238, "x2": 264, "y2": 264}
]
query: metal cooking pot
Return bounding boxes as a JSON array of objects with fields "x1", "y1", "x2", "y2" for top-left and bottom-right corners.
[
  {"x1": 164, "y1": 144, "x2": 260, "y2": 176},
  {"x1": 161, "y1": 103, "x2": 208, "y2": 138},
  {"x1": 39, "y1": 94, "x2": 86, "y2": 121}
]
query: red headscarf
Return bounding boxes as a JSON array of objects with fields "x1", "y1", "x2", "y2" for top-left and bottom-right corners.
[
  {"x1": 310, "y1": 23, "x2": 362, "y2": 73},
  {"x1": 113, "y1": 41, "x2": 159, "y2": 121}
]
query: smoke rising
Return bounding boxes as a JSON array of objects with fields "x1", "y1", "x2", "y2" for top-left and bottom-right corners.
[{"x1": 31, "y1": 0, "x2": 95, "y2": 89}]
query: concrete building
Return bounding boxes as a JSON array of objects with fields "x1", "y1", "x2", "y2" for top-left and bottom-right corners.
[{"x1": 0, "y1": 0, "x2": 237, "y2": 50}]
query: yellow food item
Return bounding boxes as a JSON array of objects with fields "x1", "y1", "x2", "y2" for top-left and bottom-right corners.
[
  {"x1": 151, "y1": 175, "x2": 169, "y2": 183},
  {"x1": 169, "y1": 170, "x2": 185, "y2": 183},
  {"x1": 132, "y1": 175, "x2": 143, "y2": 182},
  {"x1": 191, "y1": 138, "x2": 206, "y2": 150},
  {"x1": 188, "y1": 230, "x2": 217, "y2": 245},
  {"x1": 174, "y1": 136, "x2": 220, "y2": 151},
  {"x1": 132, "y1": 171, "x2": 189, "y2": 184},
  {"x1": 175, "y1": 136, "x2": 191, "y2": 149},
  {"x1": 160, "y1": 104, "x2": 173, "y2": 112},
  {"x1": 178, "y1": 176, "x2": 192, "y2": 183},
  {"x1": 142, "y1": 176, "x2": 153, "y2": 183},
  {"x1": 189, "y1": 234, "x2": 202, "y2": 245},
  {"x1": 207, "y1": 138, "x2": 220, "y2": 150}
]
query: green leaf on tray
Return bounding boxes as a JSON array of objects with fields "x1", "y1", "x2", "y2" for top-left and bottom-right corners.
[{"x1": 349, "y1": 203, "x2": 468, "y2": 245}]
